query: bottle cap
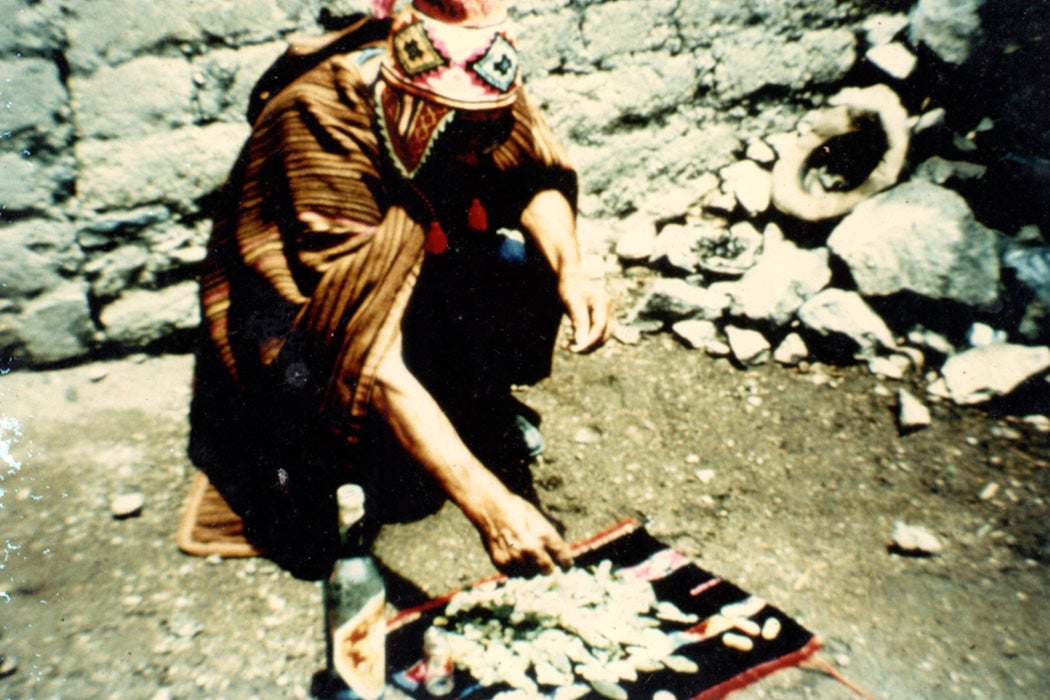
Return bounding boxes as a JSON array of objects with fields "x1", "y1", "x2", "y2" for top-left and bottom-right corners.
[{"x1": 336, "y1": 483, "x2": 366, "y2": 528}]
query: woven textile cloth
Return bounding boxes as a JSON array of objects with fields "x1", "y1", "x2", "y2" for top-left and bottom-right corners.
[
  {"x1": 188, "y1": 17, "x2": 576, "y2": 570},
  {"x1": 386, "y1": 521, "x2": 821, "y2": 700}
]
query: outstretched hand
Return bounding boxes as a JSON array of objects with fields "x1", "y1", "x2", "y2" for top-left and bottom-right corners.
[
  {"x1": 559, "y1": 271, "x2": 613, "y2": 354},
  {"x1": 472, "y1": 491, "x2": 573, "y2": 576}
]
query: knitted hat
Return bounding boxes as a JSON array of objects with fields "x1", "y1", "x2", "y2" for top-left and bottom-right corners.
[
  {"x1": 374, "y1": 0, "x2": 521, "y2": 182},
  {"x1": 377, "y1": 0, "x2": 520, "y2": 110}
]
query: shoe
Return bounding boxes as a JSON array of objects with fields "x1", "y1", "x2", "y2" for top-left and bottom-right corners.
[{"x1": 514, "y1": 413, "x2": 546, "y2": 458}]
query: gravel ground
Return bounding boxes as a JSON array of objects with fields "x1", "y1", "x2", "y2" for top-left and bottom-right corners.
[{"x1": 1, "y1": 332, "x2": 1048, "y2": 699}]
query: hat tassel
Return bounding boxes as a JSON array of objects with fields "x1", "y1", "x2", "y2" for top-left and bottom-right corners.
[{"x1": 468, "y1": 198, "x2": 488, "y2": 231}]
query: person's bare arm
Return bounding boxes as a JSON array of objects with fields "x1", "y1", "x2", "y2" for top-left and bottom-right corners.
[
  {"x1": 371, "y1": 335, "x2": 572, "y2": 574},
  {"x1": 520, "y1": 189, "x2": 612, "y2": 353}
]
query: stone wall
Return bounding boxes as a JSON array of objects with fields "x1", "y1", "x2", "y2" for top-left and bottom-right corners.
[{"x1": 0, "y1": 0, "x2": 1042, "y2": 369}]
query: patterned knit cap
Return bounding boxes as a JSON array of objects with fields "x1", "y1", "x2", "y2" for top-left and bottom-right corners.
[
  {"x1": 378, "y1": 0, "x2": 520, "y2": 109},
  {"x1": 373, "y1": 0, "x2": 521, "y2": 180}
]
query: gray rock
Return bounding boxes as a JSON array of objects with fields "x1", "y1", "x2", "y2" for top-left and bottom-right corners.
[
  {"x1": 797, "y1": 288, "x2": 898, "y2": 358},
  {"x1": 712, "y1": 27, "x2": 856, "y2": 101},
  {"x1": 745, "y1": 140, "x2": 776, "y2": 166},
  {"x1": 908, "y1": 0, "x2": 985, "y2": 65},
  {"x1": 536, "y1": 52, "x2": 697, "y2": 141},
  {"x1": 0, "y1": 152, "x2": 75, "y2": 214},
  {"x1": 16, "y1": 282, "x2": 95, "y2": 365},
  {"x1": 907, "y1": 326, "x2": 956, "y2": 358},
  {"x1": 70, "y1": 56, "x2": 196, "y2": 139},
  {"x1": 84, "y1": 246, "x2": 150, "y2": 302},
  {"x1": 571, "y1": 426, "x2": 603, "y2": 444},
  {"x1": 650, "y1": 219, "x2": 763, "y2": 277},
  {"x1": 719, "y1": 160, "x2": 771, "y2": 217},
  {"x1": 728, "y1": 224, "x2": 831, "y2": 325},
  {"x1": 111, "y1": 492, "x2": 145, "y2": 519},
  {"x1": 940, "y1": 343, "x2": 1050, "y2": 405},
  {"x1": 191, "y1": 42, "x2": 286, "y2": 123},
  {"x1": 868, "y1": 354, "x2": 912, "y2": 380},
  {"x1": 614, "y1": 215, "x2": 658, "y2": 262},
  {"x1": 99, "y1": 281, "x2": 200, "y2": 347},
  {"x1": 773, "y1": 333, "x2": 808, "y2": 366},
  {"x1": 1003, "y1": 246, "x2": 1050, "y2": 306},
  {"x1": 516, "y1": 10, "x2": 587, "y2": 76},
  {"x1": 912, "y1": 108, "x2": 948, "y2": 135},
  {"x1": 694, "y1": 221, "x2": 763, "y2": 278},
  {"x1": 0, "y1": 0, "x2": 64, "y2": 53},
  {"x1": 612, "y1": 322, "x2": 642, "y2": 346},
  {"x1": 700, "y1": 188, "x2": 738, "y2": 217},
  {"x1": 0, "y1": 56, "x2": 71, "y2": 153},
  {"x1": 637, "y1": 173, "x2": 716, "y2": 221},
  {"x1": 865, "y1": 42, "x2": 917, "y2": 80},
  {"x1": 891, "y1": 521, "x2": 943, "y2": 555},
  {"x1": 564, "y1": 117, "x2": 739, "y2": 217},
  {"x1": 725, "y1": 326, "x2": 770, "y2": 366},
  {"x1": 898, "y1": 389, "x2": 932, "y2": 431},
  {"x1": 581, "y1": 0, "x2": 678, "y2": 60},
  {"x1": 574, "y1": 218, "x2": 619, "y2": 257},
  {"x1": 650, "y1": 224, "x2": 706, "y2": 274},
  {"x1": 0, "y1": 220, "x2": 80, "y2": 299},
  {"x1": 966, "y1": 322, "x2": 1007, "y2": 348},
  {"x1": 828, "y1": 181, "x2": 1000, "y2": 307},
  {"x1": 912, "y1": 157, "x2": 987, "y2": 185},
  {"x1": 628, "y1": 278, "x2": 730, "y2": 325},
  {"x1": 76, "y1": 206, "x2": 174, "y2": 249},
  {"x1": 65, "y1": 0, "x2": 293, "y2": 72},
  {"x1": 76, "y1": 122, "x2": 248, "y2": 213},
  {"x1": 862, "y1": 13, "x2": 910, "y2": 47},
  {"x1": 672, "y1": 319, "x2": 722, "y2": 352}
]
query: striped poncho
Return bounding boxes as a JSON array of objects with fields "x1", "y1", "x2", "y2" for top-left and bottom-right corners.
[{"x1": 189, "y1": 20, "x2": 576, "y2": 547}]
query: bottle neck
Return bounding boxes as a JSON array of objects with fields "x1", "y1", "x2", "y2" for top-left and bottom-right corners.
[{"x1": 337, "y1": 514, "x2": 368, "y2": 557}]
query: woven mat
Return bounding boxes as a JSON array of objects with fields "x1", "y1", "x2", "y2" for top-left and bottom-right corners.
[
  {"x1": 385, "y1": 520, "x2": 825, "y2": 700},
  {"x1": 176, "y1": 470, "x2": 263, "y2": 558}
]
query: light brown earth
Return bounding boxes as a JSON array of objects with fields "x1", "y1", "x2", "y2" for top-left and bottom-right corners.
[{"x1": 2, "y1": 298, "x2": 1048, "y2": 699}]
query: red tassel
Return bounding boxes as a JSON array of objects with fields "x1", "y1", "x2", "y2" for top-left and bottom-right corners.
[
  {"x1": 468, "y1": 198, "x2": 488, "y2": 231},
  {"x1": 425, "y1": 220, "x2": 448, "y2": 254}
]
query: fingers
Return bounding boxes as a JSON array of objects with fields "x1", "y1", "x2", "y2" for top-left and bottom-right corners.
[
  {"x1": 579, "y1": 291, "x2": 613, "y2": 352},
  {"x1": 487, "y1": 507, "x2": 573, "y2": 576},
  {"x1": 493, "y1": 535, "x2": 555, "y2": 576},
  {"x1": 544, "y1": 531, "x2": 575, "y2": 570},
  {"x1": 564, "y1": 285, "x2": 613, "y2": 354}
]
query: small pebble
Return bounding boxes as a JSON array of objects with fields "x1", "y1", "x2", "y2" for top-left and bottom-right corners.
[
  {"x1": 978, "y1": 482, "x2": 1000, "y2": 501},
  {"x1": 0, "y1": 654, "x2": 17, "y2": 678},
  {"x1": 761, "y1": 617, "x2": 781, "y2": 640},
  {"x1": 110, "y1": 492, "x2": 145, "y2": 519},
  {"x1": 694, "y1": 469, "x2": 716, "y2": 484},
  {"x1": 891, "y1": 521, "x2": 943, "y2": 556},
  {"x1": 1022, "y1": 414, "x2": 1050, "y2": 432},
  {"x1": 898, "y1": 389, "x2": 931, "y2": 431},
  {"x1": 733, "y1": 617, "x2": 761, "y2": 636},
  {"x1": 572, "y1": 426, "x2": 602, "y2": 444},
  {"x1": 612, "y1": 323, "x2": 642, "y2": 345},
  {"x1": 722, "y1": 632, "x2": 754, "y2": 651}
]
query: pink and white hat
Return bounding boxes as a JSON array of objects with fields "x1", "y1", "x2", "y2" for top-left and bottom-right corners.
[{"x1": 376, "y1": 0, "x2": 521, "y2": 110}]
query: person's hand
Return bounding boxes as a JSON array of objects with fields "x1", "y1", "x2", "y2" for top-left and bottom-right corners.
[
  {"x1": 472, "y1": 491, "x2": 573, "y2": 576},
  {"x1": 559, "y1": 271, "x2": 613, "y2": 353}
]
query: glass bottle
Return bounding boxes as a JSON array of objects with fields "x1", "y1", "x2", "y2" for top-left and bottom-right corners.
[{"x1": 323, "y1": 484, "x2": 386, "y2": 700}]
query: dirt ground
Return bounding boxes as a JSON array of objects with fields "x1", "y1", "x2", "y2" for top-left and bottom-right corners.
[{"x1": 2, "y1": 309, "x2": 1049, "y2": 699}]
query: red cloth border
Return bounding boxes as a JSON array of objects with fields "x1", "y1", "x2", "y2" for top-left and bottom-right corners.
[
  {"x1": 386, "y1": 518, "x2": 823, "y2": 699},
  {"x1": 691, "y1": 636, "x2": 824, "y2": 700}
]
